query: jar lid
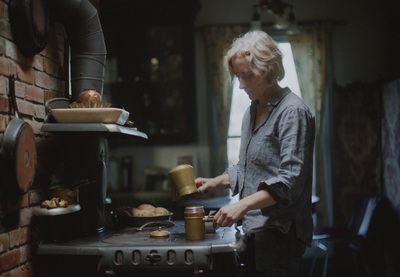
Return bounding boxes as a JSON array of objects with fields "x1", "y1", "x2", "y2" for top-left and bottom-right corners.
[
  {"x1": 150, "y1": 227, "x2": 170, "y2": 238},
  {"x1": 184, "y1": 206, "x2": 204, "y2": 214}
]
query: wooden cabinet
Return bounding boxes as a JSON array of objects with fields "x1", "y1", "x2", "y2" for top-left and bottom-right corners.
[{"x1": 99, "y1": 0, "x2": 199, "y2": 145}]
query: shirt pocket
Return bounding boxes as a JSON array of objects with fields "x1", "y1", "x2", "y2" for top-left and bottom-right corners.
[{"x1": 250, "y1": 135, "x2": 279, "y2": 166}]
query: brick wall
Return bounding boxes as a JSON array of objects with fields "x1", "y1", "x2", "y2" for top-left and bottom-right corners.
[{"x1": 0, "y1": 0, "x2": 67, "y2": 276}]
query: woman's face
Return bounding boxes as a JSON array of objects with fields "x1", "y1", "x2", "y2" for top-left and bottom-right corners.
[{"x1": 232, "y1": 55, "x2": 268, "y2": 101}]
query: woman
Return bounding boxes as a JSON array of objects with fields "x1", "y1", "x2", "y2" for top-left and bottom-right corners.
[{"x1": 195, "y1": 30, "x2": 315, "y2": 276}]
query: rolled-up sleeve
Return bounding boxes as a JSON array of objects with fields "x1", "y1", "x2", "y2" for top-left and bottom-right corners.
[{"x1": 257, "y1": 108, "x2": 315, "y2": 206}]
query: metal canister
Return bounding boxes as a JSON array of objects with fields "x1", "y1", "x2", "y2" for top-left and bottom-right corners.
[{"x1": 184, "y1": 206, "x2": 206, "y2": 240}]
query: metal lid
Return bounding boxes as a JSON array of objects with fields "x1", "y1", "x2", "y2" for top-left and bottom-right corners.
[
  {"x1": 150, "y1": 227, "x2": 170, "y2": 238},
  {"x1": 184, "y1": 206, "x2": 205, "y2": 214}
]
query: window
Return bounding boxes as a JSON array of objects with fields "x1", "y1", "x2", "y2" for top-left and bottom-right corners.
[{"x1": 227, "y1": 41, "x2": 300, "y2": 166}]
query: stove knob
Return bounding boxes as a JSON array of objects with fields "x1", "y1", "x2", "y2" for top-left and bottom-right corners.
[{"x1": 145, "y1": 251, "x2": 162, "y2": 264}]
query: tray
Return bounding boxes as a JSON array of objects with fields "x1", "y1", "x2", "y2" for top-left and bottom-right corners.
[
  {"x1": 51, "y1": 108, "x2": 129, "y2": 125},
  {"x1": 32, "y1": 204, "x2": 81, "y2": 216}
]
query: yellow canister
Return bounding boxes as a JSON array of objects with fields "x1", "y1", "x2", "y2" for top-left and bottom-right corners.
[{"x1": 184, "y1": 206, "x2": 206, "y2": 240}]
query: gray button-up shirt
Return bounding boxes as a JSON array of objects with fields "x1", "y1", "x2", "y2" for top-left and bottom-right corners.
[{"x1": 226, "y1": 87, "x2": 315, "y2": 246}]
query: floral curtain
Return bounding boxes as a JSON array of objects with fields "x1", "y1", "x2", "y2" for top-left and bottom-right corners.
[
  {"x1": 200, "y1": 25, "x2": 245, "y2": 178},
  {"x1": 381, "y1": 78, "x2": 400, "y2": 218},
  {"x1": 288, "y1": 22, "x2": 333, "y2": 226}
]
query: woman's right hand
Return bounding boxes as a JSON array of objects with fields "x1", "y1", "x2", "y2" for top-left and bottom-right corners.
[
  {"x1": 194, "y1": 177, "x2": 218, "y2": 196},
  {"x1": 194, "y1": 174, "x2": 230, "y2": 196}
]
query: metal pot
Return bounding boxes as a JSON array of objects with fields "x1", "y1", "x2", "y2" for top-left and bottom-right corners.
[
  {"x1": 184, "y1": 206, "x2": 214, "y2": 241},
  {"x1": 0, "y1": 74, "x2": 36, "y2": 196}
]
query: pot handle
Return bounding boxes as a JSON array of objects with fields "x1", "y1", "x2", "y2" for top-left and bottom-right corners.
[
  {"x1": 135, "y1": 220, "x2": 175, "y2": 231},
  {"x1": 202, "y1": 217, "x2": 214, "y2": 222},
  {"x1": 8, "y1": 74, "x2": 20, "y2": 118}
]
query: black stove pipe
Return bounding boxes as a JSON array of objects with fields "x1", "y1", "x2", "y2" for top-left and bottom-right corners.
[
  {"x1": 48, "y1": 0, "x2": 107, "y2": 100},
  {"x1": 47, "y1": 0, "x2": 108, "y2": 236}
]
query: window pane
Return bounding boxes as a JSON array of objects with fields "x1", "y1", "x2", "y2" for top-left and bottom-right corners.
[
  {"x1": 278, "y1": 42, "x2": 301, "y2": 97},
  {"x1": 227, "y1": 137, "x2": 241, "y2": 167},
  {"x1": 228, "y1": 78, "x2": 251, "y2": 137}
]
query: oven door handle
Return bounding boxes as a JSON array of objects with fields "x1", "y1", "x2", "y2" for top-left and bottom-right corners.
[{"x1": 145, "y1": 252, "x2": 162, "y2": 264}]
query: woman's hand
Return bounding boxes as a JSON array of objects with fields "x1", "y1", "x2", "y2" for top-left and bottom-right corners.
[
  {"x1": 194, "y1": 174, "x2": 230, "y2": 196},
  {"x1": 212, "y1": 189, "x2": 277, "y2": 228},
  {"x1": 194, "y1": 177, "x2": 218, "y2": 196},
  {"x1": 213, "y1": 201, "x2": 248, "y2": 227}
]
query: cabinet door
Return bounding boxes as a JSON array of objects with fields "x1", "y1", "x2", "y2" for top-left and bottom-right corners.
[{"x1": 100, "y1": 0, "x2": 198, "y2": 145}]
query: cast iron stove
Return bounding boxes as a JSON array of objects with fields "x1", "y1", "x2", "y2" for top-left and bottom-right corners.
[{"x1": 36, "y1": 221, "x2": 245, "y2": 277}]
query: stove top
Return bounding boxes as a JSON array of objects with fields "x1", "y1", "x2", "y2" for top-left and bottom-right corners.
[{"x1": 37, "y1": 221, "x2": 245, "y2": 276}]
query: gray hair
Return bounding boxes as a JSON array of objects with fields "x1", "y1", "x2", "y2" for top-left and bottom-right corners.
[{"x1": 224, "y1": 30, "x2": 285, "y2": 85}]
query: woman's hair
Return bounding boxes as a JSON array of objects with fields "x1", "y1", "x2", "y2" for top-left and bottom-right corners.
[{"x1": 224, "y1": 30, "x2": 285, "y2": 85}]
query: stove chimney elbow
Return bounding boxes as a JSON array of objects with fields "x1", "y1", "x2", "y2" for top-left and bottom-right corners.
[{"x1": 49, "y1": 0, "x2": 107, "y2": 100}]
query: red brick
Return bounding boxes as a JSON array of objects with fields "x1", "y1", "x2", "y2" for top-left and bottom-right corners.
[
  {"x1": 0, "y1": 249, "x2": 20, "y2": 272},
  {"x1": 15, "y1": 100, "x2": 34, "y2": 117},
  {"x1": 26, "y1": 86, "x2": 44, "y2": 104},
  {"x1": 28, "y1": 190, "x2": 42, "y2": 206},
  {"x1": 9, "y1": 228, "x2": 28, "y2": 248},
  {"x1": 4, "y1": 22, "x2": 12, "y2": 40},
  {"x1": 14, "y1": 81, "x2": 27, "y2": 98},
  {"x1": 0, "y1": 114, "x2": 6, "y2": 132},
  {"x1": 0, "y1": 96, "x2": 9, "y2": 113},
  {"x1": 10, "y1": 262, "x2": 32, "y2": 277},
  {"x1": 0, "y1": 20, "x2": 13, "y2": 42},
  {"x1": 41, "y1": 45, "x2": 59, "y2": 62},
  {"x1": 0, "y1": 37, "x2": 5, "y2": 56},
  {"x1": 19, "y1": 208, "x2": 32, "y2": 227},
  {"x1": 16, "y1": 66, "x2": 34, "y2": 85},
  {"x1": 0, "y1": 57, "x2": 16, "y2": 76},
  {"x1": 31, "y1": 56, "x2": 43, "y2": 72},
  {"x1": 34, "y1": 71, "x2": 50, "y2": 90},
  {"x1": 0, "y1": 75, "x2": 7, "y2": 95},
  {"x1": 43, "y1": 90, "x2": 59, "y2": 103},
  {"x1": 19, "y1": 245, "x2": 31, "y2": 264},
  {"x1": 0, "y1": 233, "x2": 9, "y2": 254},
  {"x1": 34, "y1": 105, "x2": 45, "y2": 120},
  {"x1": 0, "y1": 2, "x2": 4, "y2": 18},
  {"x1": 43, "y1": 58, "x2": 59, "y2": 77},
  {"x1": 50, "y1": 76, "x2": 64, "y2": 94},
  {"x1": 5, "y1": 40, "x2": 25, "y2": 64}
]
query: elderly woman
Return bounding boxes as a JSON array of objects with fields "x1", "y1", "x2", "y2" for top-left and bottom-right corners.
[{"x1": 195, "y1": 30, "x2": 315, "y2": 276}]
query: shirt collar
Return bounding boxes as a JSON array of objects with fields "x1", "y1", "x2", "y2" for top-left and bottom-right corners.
[{"x1": 268, "y1": 87, "x2": 291, "y2": 107}]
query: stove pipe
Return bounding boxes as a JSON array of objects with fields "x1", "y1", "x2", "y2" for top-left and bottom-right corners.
[{"x1": 49, "y1": 0, "x2": 107, "y2": 100}]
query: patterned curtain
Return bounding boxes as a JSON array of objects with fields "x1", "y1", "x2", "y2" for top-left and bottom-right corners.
[
  {"x1": 288, "y1": 22, "x2": 333, "y2": 226},
  {"x1": 200, "y1": 25, "x2": 245, "y2": 179},
  {"x1": 382, "y1": 78, "x2": 400, "y2": 218}
]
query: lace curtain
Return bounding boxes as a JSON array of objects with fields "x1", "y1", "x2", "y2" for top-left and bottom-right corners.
[
  {"x1": 200, "y1": 25, "x2": 245, "y2": 179},
  {"x1": 288, "y1": 22, "x2": 333, "y2": 226}
]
